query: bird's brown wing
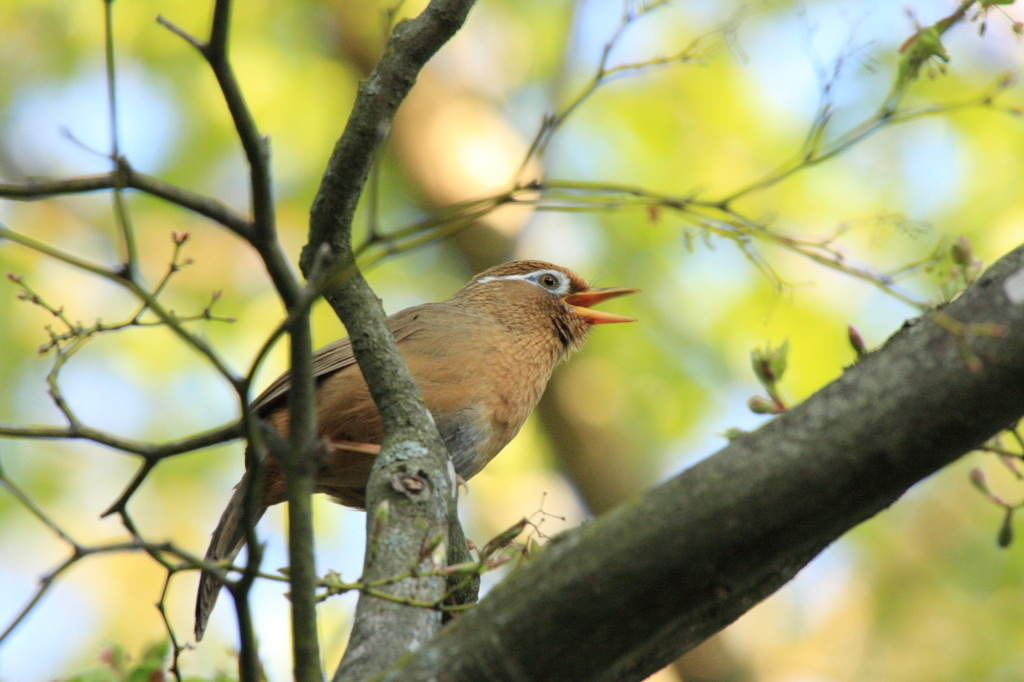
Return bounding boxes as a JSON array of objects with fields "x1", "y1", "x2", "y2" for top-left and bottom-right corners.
[
  {"x1": 196, "y1": 305, "x2": 437, "y2": 641},
  {"x1": 248, "y1": 306, "x2": 427, "y2": 417}
]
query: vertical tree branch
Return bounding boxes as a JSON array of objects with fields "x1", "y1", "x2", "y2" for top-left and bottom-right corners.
[
  {"x1": 228, "y1": 541, "x2": 264, "y2": 682},
  {"x1": 333, "y1": 446, "x2": 455, "y2": 682},
  {"x1": 201, "y1": 0, "x2": 322, "y2": 674},
  {"x1": 102, "y1": 0, "x2": 138, "y2": 277},
  {"x1": 295, "y1": 0, "x2": 476, "y2": 678},
  {"x1": 160, "y1": 1, "x2": 321, "y2": 677},
  {"x1": 283, "y1": 318, "x2": 323, "y2": 682}
]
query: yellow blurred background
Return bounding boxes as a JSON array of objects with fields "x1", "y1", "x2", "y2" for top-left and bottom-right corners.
[{"x1": 2, "y1": 0, "x2": 1024, "y2": 680}]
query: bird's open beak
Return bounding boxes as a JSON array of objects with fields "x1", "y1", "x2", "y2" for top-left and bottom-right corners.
[{"x1": 562, "y1": 287, "x2": 639, "y2": 325}]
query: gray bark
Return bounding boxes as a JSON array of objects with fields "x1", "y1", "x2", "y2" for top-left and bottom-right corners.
[
  {"x1": 377, "y1": 242, "x2": 1024, "y2": 681},
  {"x1": 296, "y1": 0, "x2": 478, "y2": 679}
]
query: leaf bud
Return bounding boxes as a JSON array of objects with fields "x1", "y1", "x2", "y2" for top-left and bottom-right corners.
[
  {"x1": 969, "y1": 467, "x2": 990, "y2": 495},
  {"x1": 722, "y1": 427, "x2": 747, "y2": 442},
  {"x1": 482, "y1": 518, "x2": 529, "y2": 558},
  {"x1": 950, "y1": 236, "x2": 973, "y2": 268},
  {"x1": 747, "y1": 396, "x2": 775, "y2": 414},
  {"x1": 848, "y1": 325, "x2": 867, "y2": 359}
]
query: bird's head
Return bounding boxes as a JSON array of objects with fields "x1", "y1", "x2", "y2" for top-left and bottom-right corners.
[{"x1": 455, "y1": 260, "x2": 638, "y2": 352}]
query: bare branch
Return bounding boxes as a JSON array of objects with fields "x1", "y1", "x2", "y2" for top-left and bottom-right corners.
[
  {"x1": 158, "y1": 4, "x2": 301, "y2": 306},
  {"x1": 0, "y1": 223, "x2": 241, "y2": 384},
  {"x1": 291, "y1": 0, "x2": 477, "y2": 678},
  {"x1": 0, "y1": 167, "x2": 255, "y2": 240},
  {"x1": 719, "y1": 76, "x2": 1014, "y2": 206},
  {"x1": 159, "y1": 2, "x2": 318, "y2": 678},
  {"x1": 0, "y1": 421, "x2": 240, "y2": 460},
  {"x1": 516, "y1": 2, "x2": 735, "y2": 180},
  {"x1": 101, "y1": 0, "x2": 138, "y2": 279},
  {"x1": 0, "y1": 460, "x2": 224, "y2": 648}
]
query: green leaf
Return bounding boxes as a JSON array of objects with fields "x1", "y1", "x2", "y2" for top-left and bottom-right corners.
[{"x1": 769, "y1": 339, "x2": 789, "y2": 381}]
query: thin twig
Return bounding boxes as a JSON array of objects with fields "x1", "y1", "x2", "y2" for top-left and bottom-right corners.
[
  {"x1": 0, "y1": 223, "x2": 242, "y2": 384},
  {"x1": 155, "y1": 571, "x2": 188, "y2": 682},
  {"x1": 0, "y1": 421, "x2": 241, "y2": 460},
  {"x1": 0, "y1": 166, "x2": 255, "y2": 240},
  {"x1": 102, "y1": 0, "x2": 138, "y2": 278}
]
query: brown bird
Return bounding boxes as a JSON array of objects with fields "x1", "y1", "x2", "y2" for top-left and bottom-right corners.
[{"x1": 194, "y1": 260, "x2": 637, "y2": 640}]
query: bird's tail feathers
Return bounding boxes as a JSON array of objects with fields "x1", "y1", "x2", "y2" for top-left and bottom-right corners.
[{"x1": 194, "y1": 473, "x2": 267, "y2": 641}]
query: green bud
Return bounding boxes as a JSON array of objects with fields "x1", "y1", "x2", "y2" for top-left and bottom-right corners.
[
  {"x1": 896, "y1": 24, "x2": 950, "y2": 85},
  {"x1": 322, "y1": 569, "x2": 344, "y2": 589},
  {"x1": 770, "y1": 339, "x2": 789, "y2": 380},
  {"x1": 751, "y1": 340, "x2": 788, "y2": 386},
  {"x1": 722, "y1": 427, "x2": 747, "y2": 442},
  {"x1": 483, "y1": 518, "x2": 529, "y2": 558},
  {"x1": 750, "y1": 347, "x2": 770, "y2": 384},
  {"x1": 969, "y1": 467, "x2": 990, "y2": 495},
  {"x1": 950, "y1": 236, "x2": 973, "y2": 268},
  {"x1": 747, "y1": 396, "x2": 775, "y2": 414},
  {"x1": 848, "y1": 325, "x2": 867, "y2": 359}
]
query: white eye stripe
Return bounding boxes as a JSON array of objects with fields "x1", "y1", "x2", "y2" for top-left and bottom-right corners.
[{"x1": 477, "y1": 270, "x2": 572, "y2": 295}]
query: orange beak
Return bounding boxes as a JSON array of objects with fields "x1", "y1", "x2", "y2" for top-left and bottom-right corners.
[{"x1": 562, "y1": 287, "x2": 639, "y2": 325}]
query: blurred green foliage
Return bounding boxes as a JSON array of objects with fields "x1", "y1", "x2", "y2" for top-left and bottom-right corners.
[
  {"x1": 2, "y1": 0, "x2": 1024, "y2": 681},
  {"x1": 63, "y1": 640, "x2": 233, "y2": 682}
]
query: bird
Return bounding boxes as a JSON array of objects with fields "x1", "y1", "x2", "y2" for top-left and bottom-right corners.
[{"x1": 193, "y1": 260, "x2": 637, "y2": 640}]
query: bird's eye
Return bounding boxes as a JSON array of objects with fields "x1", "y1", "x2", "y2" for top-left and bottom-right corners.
[{"x1": 539, "y1": 273, "x2": 559, "y2": 288}]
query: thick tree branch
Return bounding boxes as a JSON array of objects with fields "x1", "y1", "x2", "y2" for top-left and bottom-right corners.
[
  {"x1": 333, "y1": 444, "x2": 456, "y2": 682},
  {"x1": 302, "y1": 0, "x2": 476, "y2": 446},
  {"x1": 381, "y1": 240, "x2": 1024, "y2": 682},
  {"x1": 293, "y1": 0, "x2": 476, "y2": 678},
  {"x1": 302, "y1": 0, "x2": 476, "y2": 264},
  {"x1": 160, "y1": 2, "x2": 320, "y2": 677}
]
